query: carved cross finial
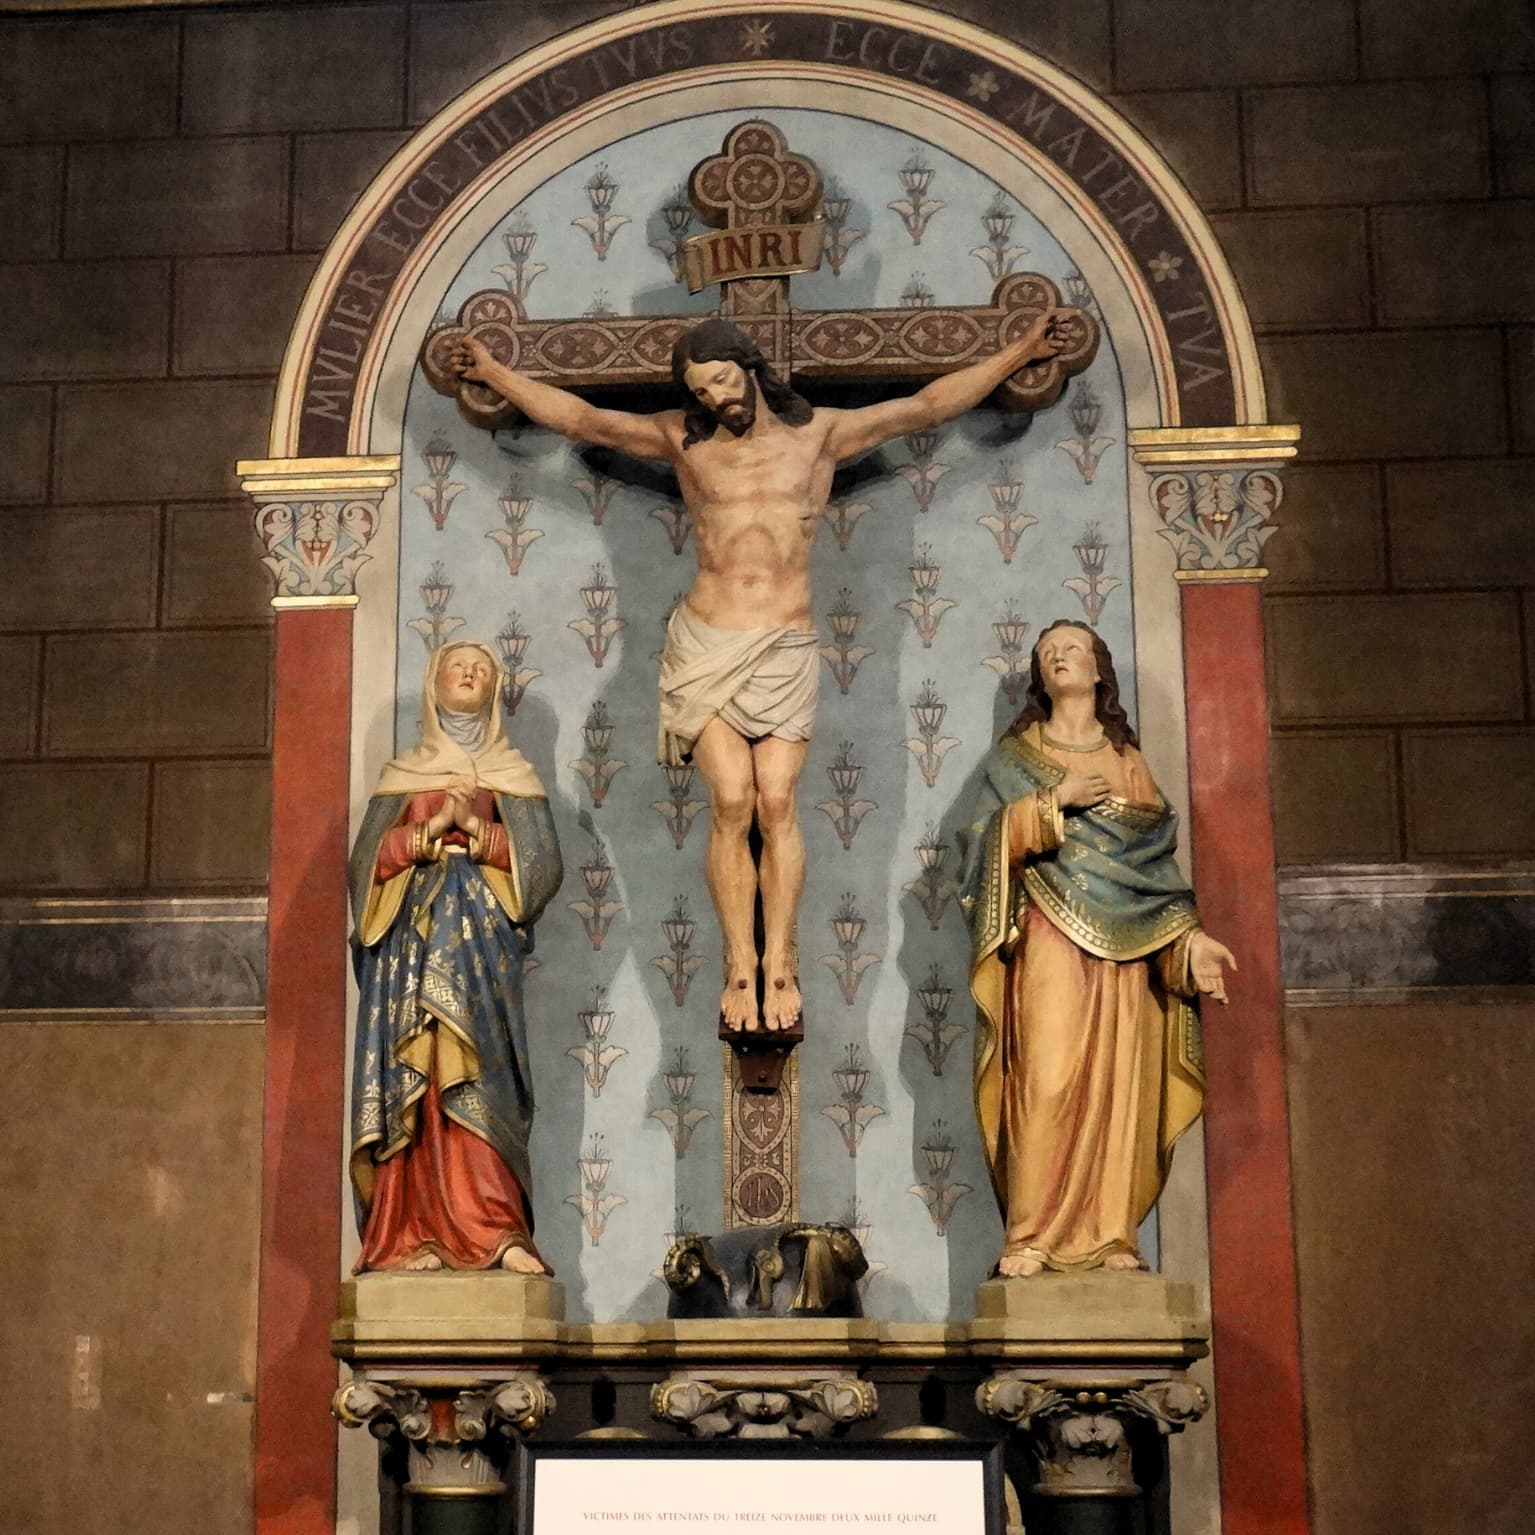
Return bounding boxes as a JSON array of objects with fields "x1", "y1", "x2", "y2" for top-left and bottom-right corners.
[
  {"x1": 686, "y1": 120, "x2": 824, "y2": 344},
  {"x1": 687, "y1": 120, "x2": 822, "y2": 231}
]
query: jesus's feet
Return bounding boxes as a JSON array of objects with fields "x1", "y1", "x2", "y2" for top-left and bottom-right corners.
[
  {"x1": 1102, "y1": 1249, "x2": 1145, "y2": 1272},
  {"x1": 402, "y1": 1250, "x2": 444, "y2": 1272},
  {"x1": 997, "y1": 1251, "x2": 1046, "y2": 1278},
  {"x1": 762, "y1": 968, "x2": 802, "y2": 1031},
  {"x1": 720, "y1": 969, "x2": 759, "y2": 1032},
  {"x1": 499, "y1": 1244, "x2": 547, "y2": 1275}
]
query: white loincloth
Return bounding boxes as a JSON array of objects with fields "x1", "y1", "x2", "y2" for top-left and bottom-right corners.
[{"x1": 657, "y1": 603, "x2": 819, "y2": 766}]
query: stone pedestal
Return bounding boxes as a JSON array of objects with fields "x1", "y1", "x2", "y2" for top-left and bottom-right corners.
[
  {"x1": 334, "y1": 1274, "x2": 563, "y2": 1535},
  {"x1": 333, "y1": 1270, "x2": 1209, "y2": 1535},
  {"x1": 337, "y1": 1270, "x2": 565, "y2": 1349},
  {"x1": 973, "y1": 1270, "x2": 1207, "y2": 1337},
  {"x1": 974, "y1": 1275, "x2": 1209, "y2": 1535}
]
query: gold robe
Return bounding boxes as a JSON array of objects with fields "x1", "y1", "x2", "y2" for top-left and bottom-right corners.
[{"x1": 962, "y1": 724, "x2": 1205, "y2": 1271}]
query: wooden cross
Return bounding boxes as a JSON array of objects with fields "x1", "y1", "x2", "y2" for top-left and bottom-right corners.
[
  {"x1": 417, "y1": 120, "x2": 1100, "y2": 1229},
  {"x1": 421, "y1": 118, "x2": 1098, "y2": 420}
]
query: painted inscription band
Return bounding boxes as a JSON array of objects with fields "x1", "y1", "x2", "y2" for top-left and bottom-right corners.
[{"x1": 295, "y1": 5, "x2": 1237, "y2": 453}]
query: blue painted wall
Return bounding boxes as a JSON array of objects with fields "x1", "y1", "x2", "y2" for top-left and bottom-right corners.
[{"x1": 396, "y1": 106, "x2": 1134, "y2": 1320}]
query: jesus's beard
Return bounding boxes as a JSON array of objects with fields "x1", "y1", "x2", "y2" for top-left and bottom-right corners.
[{"x1": 711, "y1": 373, "x2": 758, "y2": 437}]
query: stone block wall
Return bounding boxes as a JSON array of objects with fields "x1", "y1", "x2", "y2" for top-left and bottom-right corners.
[
  {"x1": 0, "y1": 3, "x2": 1531, "y2": 1534},
  {"x1": 4, "y1": 0, "x2": 1530, "y2": 892},
  {"x1": 0, "y1": 0, "x2": 643, "y2": 897}
]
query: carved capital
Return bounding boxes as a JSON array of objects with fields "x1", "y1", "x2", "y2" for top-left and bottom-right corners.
[
  {"x1": 457, "y1": 1376, "x2": 558, "y2": 1439},
  {"x1": 1120, "y1": 1377, "x2": 1210, "y2": 1434},
  {"x1": 333, "y1": 1379, "x2": 431, "y2": 1441},
  {"x1": 1128, "y1": 426, "x2": 1300, "y2": 581},
  {"x1": 335, "y1": 1372, "x2": 554, "y2": 1497},
  {"x1": 977, "y1": 1373, "x2": 1208, "y2": 1499},
  {"x1": 651, "y1": 1373, "x2": 877, "y2": 1439},
  {"x1": 239, "y1": 455, "x2": 399, "y2": 604}
]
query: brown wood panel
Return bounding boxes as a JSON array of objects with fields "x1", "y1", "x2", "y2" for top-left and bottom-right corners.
[
  {"x1": 66, "y1": 138, "x2": 288, "y2": 259},
  {"x1": 151, "y1": 760, "x2": 272, "y2": 887},
  {"x1": 0, "y1": 261, "x2": 170, "y2": 383},
  {"x1": 0, "y1": 507, "x2": 159, "y2": 631},
  {"x1": 1492, "y1": 76, "x2": 1535, "y2": 197},
  {"x1": 1402, "y1": 729, "x2": 1535, "y2": 856},
  {"x1": 1210, "y1": 210, "x2": 1369, "y2": 331},
  {"x1": 0, "y1": 1020, "x2": 263, "y2": 1535},
  {"x1": 0, "y1": 146, "x2": 63, "y2": 261},
  {"x1": 0, "y1": 763, "x2": 149, "y2": 890},
  {"x1": 43, "y1": 629, "x2": 273, "y2": 758},
  {"x1": 1287, "y1": 1001, "x2": 1535, "y2": 1535},
  {"x1": 0, "y1": 13, "x2": 177, "y2": 143},
  {"x1": 0, "y1": 386, "x2": 52, "y2": 506},
  {"x1": 173, "y1": 256, "x2": 318, "y2": 377},
  {"x1": 1359, "y1": 0, "x2": 1535, "y2": 76},
  {"x1": 1386, "y1": 461, "x2": 1535, "y2": 589},
  {"x1": 0, "y1": 636, "x2": 42, "y2": 758},
  {"x1": 55, "y1": 380, "x2": 274, "y2": 503},
  {"x1": 1374, "y1": 203, "x2": 1535, "y2": 326}
]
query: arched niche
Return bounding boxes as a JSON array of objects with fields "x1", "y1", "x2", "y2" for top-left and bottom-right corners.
[
  {"x1": 241, "y1": 7, "x2": 1305, "y2": 1535},
  {"x1": 272, "y1": 2, "x2": 1269, "y2": 456}
]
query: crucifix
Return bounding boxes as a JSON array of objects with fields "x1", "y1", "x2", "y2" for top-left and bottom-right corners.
[{"x1": 421, "y1": 119, "x2": 1098, "y2": 1226}]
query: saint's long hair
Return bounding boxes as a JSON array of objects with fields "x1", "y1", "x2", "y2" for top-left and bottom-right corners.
[
  {"x1": 1004, "y1": 618, "x2": 1139, "y2": 753},
  {"x1": 671, "y1": 319, "x2": 813, "y2": 449}
]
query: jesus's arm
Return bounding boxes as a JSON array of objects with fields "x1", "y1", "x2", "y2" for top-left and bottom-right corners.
[
  {"x1": 822, "y1": 309, "x2": 1065, "y2": 464},
  {"x1": 451, "y1": 335, "x2": 675, "y2": 461}
]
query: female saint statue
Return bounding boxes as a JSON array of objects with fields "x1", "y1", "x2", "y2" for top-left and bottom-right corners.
[
  {"x1": 347, "y1": 641, "x2": 563, "y2": 1274},
  {"x1": 958, "y1": 620, "x2": 1235, "y2": 1278}
]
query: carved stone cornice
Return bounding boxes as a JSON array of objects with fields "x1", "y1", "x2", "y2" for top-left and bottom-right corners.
[
  {"x1": 238, "y1": 454, "x2": 399, "y2": 606},
  {"x1": 1129, "y1": 425, "x2": 1299, "y2": 582},
  {"x1": 651, "y1": 1372, "x2": 877, "y2": 1439},
  {"x1": 977, "y1": 1373, "x2": 1208, "y2": 1498}
]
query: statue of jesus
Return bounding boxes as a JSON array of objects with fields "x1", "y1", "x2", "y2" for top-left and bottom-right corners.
[{"x1": 450, "y1": 311, "x2": 1064, "y2": 1033}]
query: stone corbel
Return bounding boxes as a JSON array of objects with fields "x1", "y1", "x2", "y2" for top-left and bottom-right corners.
[
  {"x1": 334, "y1": 1372, "x2": 555, "y2": 1498},
  {"x1": 977, "y1": 1373, "x2": 1208, "y2": 1499},
  {"x1": 651, "y1": 1373, "x2": 878, "y2": 1439},
  {"x1": 238, "y1": 454, "x2": 400, "y2": 607},
  {"x1": 1129, "y1": 425, "x2": 1300, "y2": 583}
]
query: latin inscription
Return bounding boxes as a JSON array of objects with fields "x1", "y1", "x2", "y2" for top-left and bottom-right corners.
[
  {"x1": 302, "y1": 26, "x2": 695, "y2": 428},
  {"x1": 298, "y1": 11, "x2": 1234, "y2": 445}
]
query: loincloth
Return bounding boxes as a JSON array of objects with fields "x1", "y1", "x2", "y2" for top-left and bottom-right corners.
[{"x1": 657, "y1": 603, "x2": 819, "y2": 766}]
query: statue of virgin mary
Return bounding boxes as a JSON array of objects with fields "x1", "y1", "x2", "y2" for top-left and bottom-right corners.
[{"x1": 347, "y1": 641, "x2": 563, "y2": 1273}]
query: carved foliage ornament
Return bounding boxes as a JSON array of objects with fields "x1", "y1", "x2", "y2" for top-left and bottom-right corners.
[
  {"x1": 977, "y1": 1374, "x2": 1209, "y2": 1498},
  {"x1": 1151, "y1": 466, "x2": 1282, "y2": 573},
  {"x1": 333, "y1": 1374, "x2": 556, "y2": 1444},
  {"x1": 252, "y1": 497, "x2": 381, "y2": 599},
  {"x1": 651, "y1": 1374, "x2": 878, "y2": 1439}
]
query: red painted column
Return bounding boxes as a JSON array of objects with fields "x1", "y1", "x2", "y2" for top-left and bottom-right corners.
[
  {"x1": 256, "y1": 605, "x2": 354, "y2": 1535},
  {"x1": 1181, "y1": 578, "x2": 1309, "y2": 1535}
]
